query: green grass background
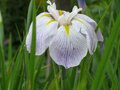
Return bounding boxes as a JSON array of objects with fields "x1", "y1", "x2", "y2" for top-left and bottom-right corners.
[{"x1": 0, "y1": 0, "x2": 120, "y2": 90}]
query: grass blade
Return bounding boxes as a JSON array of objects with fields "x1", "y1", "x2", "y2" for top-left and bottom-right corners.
[
  {"x1": 26, "y1": 0, "x2": 33, "y2": 33},
  {"x1": 26, "y1": 0, "x2": 36, "y2": 89}
]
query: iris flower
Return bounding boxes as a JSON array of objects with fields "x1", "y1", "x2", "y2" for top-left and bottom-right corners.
[{"x1": 26, "y1": 0, "x2": 103, "y2": 68}]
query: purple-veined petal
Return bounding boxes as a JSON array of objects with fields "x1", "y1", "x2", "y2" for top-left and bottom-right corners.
[
  {"x1": 72, "y1": 16, "x2": 98, "y2": 55},
  {"x1": 49, "y1": 25, "x2": 88, "y2": 68},
  {"x1": 26, "y1": 13, "x2": 58, "y2": 55}
]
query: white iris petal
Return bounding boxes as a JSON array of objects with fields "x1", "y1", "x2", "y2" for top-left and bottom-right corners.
[
  {"x1": 26, "y1": 0, "x2": 103, "y2": 68},
  {"x1": 76, "y1": 14, "x2": 103, "y2": 42},
  {"x1": 73, "y1": 15, "x2": 98, "y2": 54},
  {"x1": 26, "y1": 13, "x2": 58, "y2": 55},
  {"x1": 49, "y1": 26, "x2": 87, "y2": 68},
  {"x1": 76, "y1": 14, "x2": 97, "y2": 30},
  {"x1": 36, "y1": 13, "x2": 52, "y2": 26}
]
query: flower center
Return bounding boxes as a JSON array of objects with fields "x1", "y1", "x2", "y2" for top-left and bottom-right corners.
[
  {"x1": 47, "y1": 0, "x2": 82, "y2": 26},
  {"x1": 58, "y1": 12, "x2": 71, "y2": 25}
]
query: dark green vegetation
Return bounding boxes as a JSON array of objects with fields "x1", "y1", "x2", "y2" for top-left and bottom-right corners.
[{"x1": 0, "y1": 0, "x2": 120, "y2": 90}]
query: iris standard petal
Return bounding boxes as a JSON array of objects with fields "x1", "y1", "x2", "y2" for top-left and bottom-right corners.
[
  {"x1": 26, "y1": 13, "x2": 58, "y2": 55},
  {"x1": 72, "y1": 17, "x2": 98, "y2": 55},
  {"x1": 49, "y1": 25, "x2": 88, "y2": 68}
]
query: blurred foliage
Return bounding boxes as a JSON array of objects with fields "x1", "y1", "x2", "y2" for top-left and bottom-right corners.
[{"x1": 0, "y1": 0, "x2": 29, "y2": 46}]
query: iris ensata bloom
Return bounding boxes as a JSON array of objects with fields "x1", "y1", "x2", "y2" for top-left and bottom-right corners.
[{"x1": 26, "y1": 0, "x2": 103, "y2": 68}]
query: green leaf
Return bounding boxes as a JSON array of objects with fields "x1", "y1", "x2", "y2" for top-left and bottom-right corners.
[
  {"x1": 26, "y1": 0, "x2": 36, "y2": 90},
  {"x1": 26, "y1": 0, "x2": 33, "y2": 33}
]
